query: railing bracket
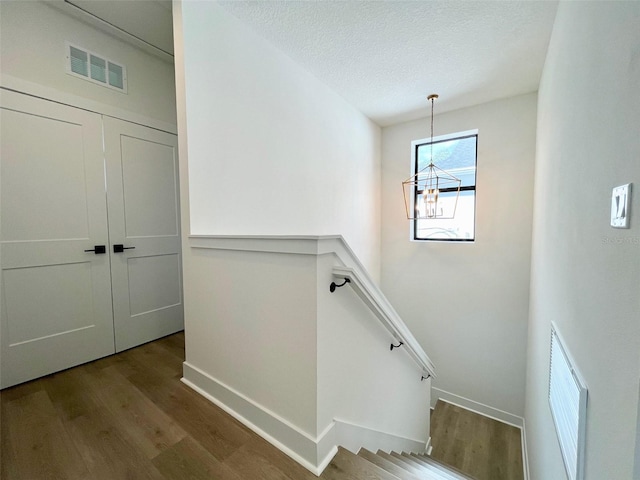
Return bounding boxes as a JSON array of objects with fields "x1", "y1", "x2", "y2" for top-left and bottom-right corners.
[
  {"x1": 421, "y1": 374, "x2": 431, "y2": 381},
  {"x1": 390, "y1": 341, "x2": 404, "y2": 351},
  {"x1": 330, "y1": 278, "x2": 350, "y2": 292}
]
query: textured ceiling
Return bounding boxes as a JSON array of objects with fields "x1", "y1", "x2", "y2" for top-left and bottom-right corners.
[
  {"x1": 63, "y1": 0, "x2": 558, "y2": 127},
  {"x1": 216, "y1": 0, "x2": 559, "y2": 126}
]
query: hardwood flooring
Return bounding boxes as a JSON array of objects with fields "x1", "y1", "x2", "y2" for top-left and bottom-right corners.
[
  {"x1": 0, "y1": 332, "x2": 319, "y2": 480},
  {"x1": 1, "y1": 332, "x2": 524, "y2": 480},
  {"x1": 430, "y1": 400, "x2": 524, "y2": 480}
]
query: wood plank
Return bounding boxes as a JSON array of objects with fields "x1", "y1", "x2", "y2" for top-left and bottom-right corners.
[
  {"x1": 5, "y1": 332, "x2": 475, "y2": 480},
  {"x1": 223, "y1": 440, "x2": 302, "y2": 480},
  {"x1": 400, "y1": 452, "x2": 455, "y2": 479},
  {"x1": 1, "y1": 333, "x2": 341, "y2": 480},
  {"x1": 66, "y1": 406, "x2": 166, "y2": 480},
  {"x1": 430, "y1": 400, "x2": 524, "y2": 480},
  {"x1": 223, "y1": 435, "x2": 319, "y2": 480},
  {"x1": 411, "y1": 454, "x2": 476, "y2": 480},
  {"x1": 154, "y1": 330, "x2": 186, "y2": 360},
  {"x1": 83, "y1": 364, "x2": 187, "y2": 459},
  {"x1": 0, "y1": 377, "x2": 44, "y2": 403},
  {"x1": 152, "y1": 436, "x2": 243, "y2": 480},
  {"x1": 322, "y1": 447, "x2": 400, "y2": 480},
  {"x1": 42, "y1": 367, "x2": 101, "y2": 422},
  {"x1": 392, "y1": 451, "x2": 433, "y2": 475},
  {"x1": 377, "y1": 450, "x2": 423, "y2": 476},
  {"x1": 110, "y1": 341, "x2": 183, "y2": 380},
  {"x1": 127, "y1": 366, "x2": 253, "y2": 461},
  {"x1": 431, "y1": 401, "x2": 460, "y2": 464},
  {"x1": 4, "y1": 390, "x2": 90, "y2": 479},
  {"x1": 358, "y1": 449, "x2": 423, "y2": 480},
  {"x1": 487, "y1": 418, "x2": 523, "y2": 480},
  {"x1": 0, "y1": 392, "x2": 20, "y2": 480}
]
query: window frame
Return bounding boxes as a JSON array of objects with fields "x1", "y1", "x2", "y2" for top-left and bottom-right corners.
[{"x1": 410, "y1": 129, "x2": 478, "y2": 242}]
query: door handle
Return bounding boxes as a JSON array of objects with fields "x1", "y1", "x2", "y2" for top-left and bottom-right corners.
[
  {"x1": 113, "y1": 244, "x2": 136, "y2": 253},
  {"x1": 84, "y1": 245, "x2": 106, "y2": 254}
]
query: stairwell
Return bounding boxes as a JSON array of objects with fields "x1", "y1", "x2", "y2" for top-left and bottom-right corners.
[
  {"x1": 180, "y1": 236, "x2": 528, "y2": 479},
  {"x1": 323, "y1": 447, "x2": 475, "y2": 480}
]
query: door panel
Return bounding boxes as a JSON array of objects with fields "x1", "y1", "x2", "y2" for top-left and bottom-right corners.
[
  {"x1": 127, "y1": 254, "x2": 181, "y2": 316},
  {"x1": 1, "y1": 111, "x2": 90, "y2": 241},
  {"x1": 0, "y1": 90, "x2": 115, "y2": 388},
  {"x1": 103, "y1": 117, "x2": 183, "y2": 352},
  {"x1": 3, "y1": 262, "x2": 95, "y2": 345},
  {"x1": 120, "y1": 135, "x2": 179, "y2": 237}
]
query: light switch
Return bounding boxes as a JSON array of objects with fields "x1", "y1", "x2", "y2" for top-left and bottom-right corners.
[{"x1": 611, "y1": 183, "x2": 631, "y2": 228}]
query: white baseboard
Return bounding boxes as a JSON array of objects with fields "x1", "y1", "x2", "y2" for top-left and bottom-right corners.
[
  {"x1": 432, "y1": 387, "x2": 524, "y2": 428},
  {"x1": 182, "y1": 362, "x2": 323, "y2": 475},
  {"x1": 521, "y1": 418, "x2": 530, "y2": 480},
  {"x1": 182, "y1": 361, "x2": 430, "y2": 476}
]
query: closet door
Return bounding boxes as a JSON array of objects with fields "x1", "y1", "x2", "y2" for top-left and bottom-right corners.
[
  {"x1": 103, "y1": 117, "x2": 183, "y2": 352},
  {"x1": 0, "y1": 90, "x2": 115, "y2": 388}
]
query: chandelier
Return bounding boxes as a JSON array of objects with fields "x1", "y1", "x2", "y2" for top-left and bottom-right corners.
[{"x1": 402, "y1": 94, "x2": 461, "y2": 220}]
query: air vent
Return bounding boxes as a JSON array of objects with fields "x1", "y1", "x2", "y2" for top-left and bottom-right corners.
[
  {"x1": 65, "y1": 43, "x2": 127, "y2": 93},
  {"x1": 549, "y1": 324, "x2": 587, "y2": 480}
]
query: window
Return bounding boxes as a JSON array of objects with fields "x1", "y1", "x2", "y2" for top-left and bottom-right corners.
[
  {"x1": 412, "y1": 130, "x2": 477, "y2": 241},
  {"x1": 66, "y1": 43, "x2": 127, "y2": 93}
]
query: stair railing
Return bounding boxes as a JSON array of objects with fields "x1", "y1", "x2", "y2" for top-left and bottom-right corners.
[{"x1": 330, "y1": 265, "x2": 436, "y2": 380}]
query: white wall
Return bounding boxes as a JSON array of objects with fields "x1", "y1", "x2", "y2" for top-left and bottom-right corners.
[
  {"x1": 0, "y1": 1, "x2": 176, "y2": 127},
  {"x1": 316, "y1": 253, "x2": 430, "y2": 443},
  {"x1": 179, "y1": 1, "x2": 381, "y2": 278},
  {"x1": 381, "y1": 94, "x2": 537, "y2": 422},
  {"x1": 183, "y1": 247, "x2": 319, "y2": 436},
  {"x1": 525, "y1": 2, "x2": 640, "y2": 479},
  {"x1": 177, "y1": 236, "x2": 432, "y2": 473}
]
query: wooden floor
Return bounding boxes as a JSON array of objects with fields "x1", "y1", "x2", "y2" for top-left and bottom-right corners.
[
  {"x1": 1, "y1": 332, "x2": 524, "y2": 480},
  {"x1": 0, "y1": 332, "x2": 321, "y2": 480},
  {"x1": 430, "y1": 400, "x2": 524, "y2": 480}
]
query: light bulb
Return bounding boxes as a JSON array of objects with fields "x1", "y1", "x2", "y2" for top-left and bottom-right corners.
[{"x1": 424, "y1": 188, "x2": 439, "y2": 217}]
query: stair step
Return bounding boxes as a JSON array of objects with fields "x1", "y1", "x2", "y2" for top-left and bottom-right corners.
[
  {"x1": 322, "y1": 447, "x2": 400, "y2": 480},
  {"x1": 394, "y1": 451, "x2": 473, "y2": 480},
  {"x1": 400, "y1": 452, "x2": 461, "y2": 480},
  {"x1": 324, "y1": 446, "x2": 475, "y2": 479},
  {"x1": 391, "y1": 451, "x2": 439, "y2": 474},
  {"x1": 411, "y1": 454, "x2": 476, "y2": 480},
  {"x1": 357, "y1": 449, "x2": 424, "y2": 480},
  {"x1": 377, "y1": 450, "x2": 425, "y2": 476}
]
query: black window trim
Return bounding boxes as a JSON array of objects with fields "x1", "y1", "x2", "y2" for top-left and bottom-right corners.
[{"x1": 412, "y1": 132, "x2": 478, "y2": 242}]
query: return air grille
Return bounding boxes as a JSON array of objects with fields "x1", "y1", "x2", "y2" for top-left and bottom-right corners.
[
  {"x1": 549, "y1": 323, "x2": 587, "y2": 480},
  {"x1": 66, "y1": 43, "x2": 127, "y2": 93}
]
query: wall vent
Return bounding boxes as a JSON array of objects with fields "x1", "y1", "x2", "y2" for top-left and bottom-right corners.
[
  {"x1": 66, "y1": 43, "x2": 127, "y2": 93},
  {"x1": 549, "y1": 323, "x2": 588, "y2": 480}
]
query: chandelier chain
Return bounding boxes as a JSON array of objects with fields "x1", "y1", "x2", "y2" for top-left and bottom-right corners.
[{"x1": 430, "y1": 96, "x2": 434, "y2": 166}]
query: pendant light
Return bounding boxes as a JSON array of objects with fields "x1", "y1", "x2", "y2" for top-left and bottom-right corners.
[{"x1": 402, "y1": 94, "x2": 461, "y2": 220}]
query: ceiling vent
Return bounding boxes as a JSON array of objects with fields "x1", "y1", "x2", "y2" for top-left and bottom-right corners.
[{"x1": 66, "y1": 43, "x2": 127, "y2": 93}]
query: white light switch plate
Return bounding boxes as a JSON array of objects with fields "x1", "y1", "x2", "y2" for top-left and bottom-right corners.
[{"x1": 611, "y1": 183, "x2": 631, "y2": 228}]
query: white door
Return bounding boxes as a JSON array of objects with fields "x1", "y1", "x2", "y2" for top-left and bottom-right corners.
[
  {"x1": 0, "y1": 90, "x2": 116, "y2": 388},
  {"x1": 103, "y1": 117, "x2": 183, "y2": 352}
]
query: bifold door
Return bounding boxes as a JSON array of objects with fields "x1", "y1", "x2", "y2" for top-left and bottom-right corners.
[
  {"x1": 0, "y1": 91, "x2": 116, "y2": 388},
  {"x1": 0, "y1": 91, "x2": 183, "y2": 388}
]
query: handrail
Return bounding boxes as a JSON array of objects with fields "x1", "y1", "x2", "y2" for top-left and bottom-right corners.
[
  {"x1": 188, "y1": 234, "x2": 436, "y2": 379},
  {"x1": 332, "y1": 266, "x2": 436, "y2": 379}
]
